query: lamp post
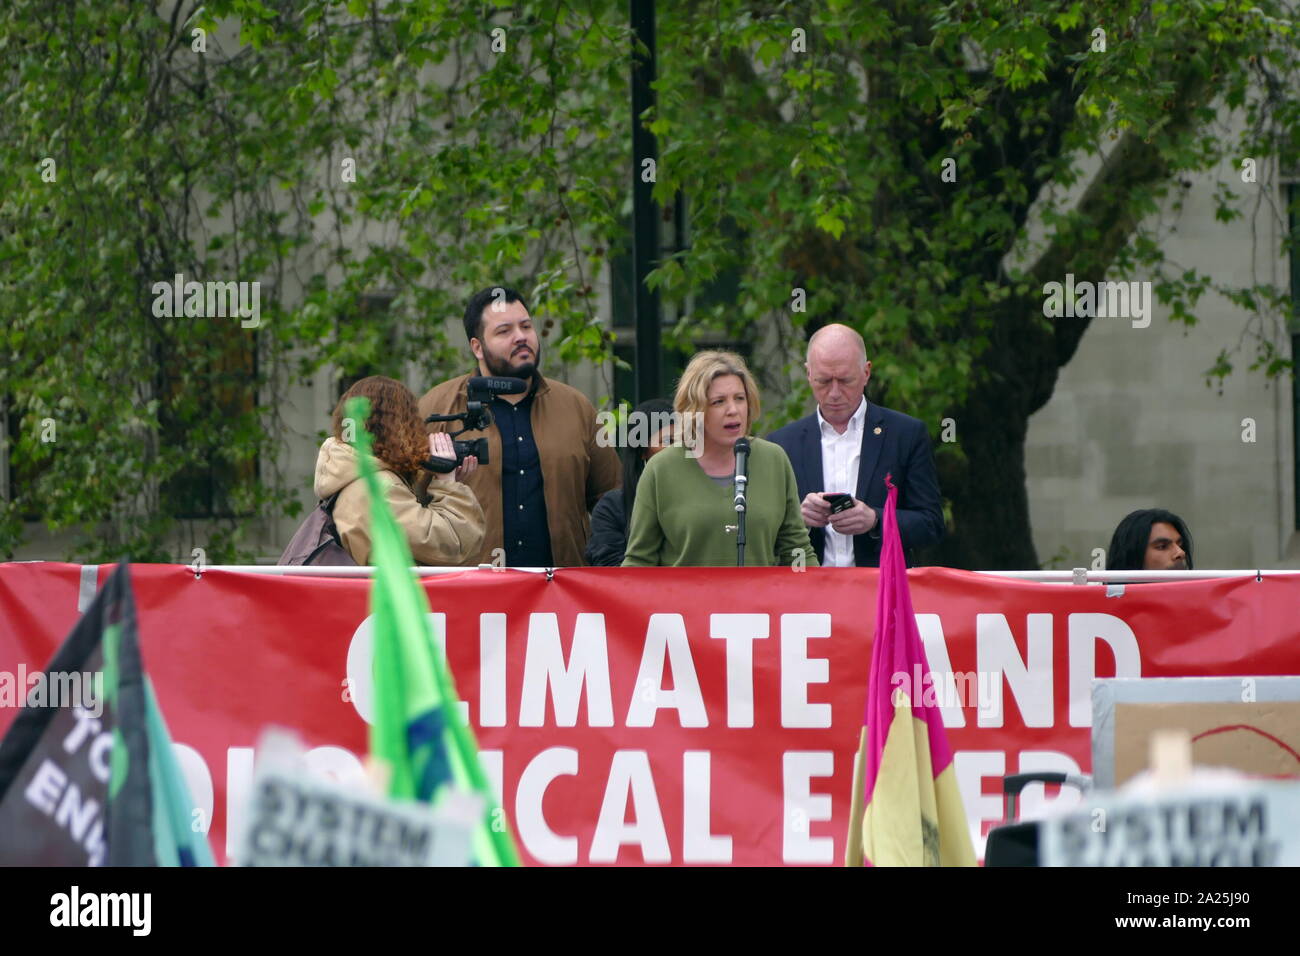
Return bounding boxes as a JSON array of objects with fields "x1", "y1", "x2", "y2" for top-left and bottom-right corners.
[{"x1": 630, "y1": 0, "x2": 662, "y2": 404}]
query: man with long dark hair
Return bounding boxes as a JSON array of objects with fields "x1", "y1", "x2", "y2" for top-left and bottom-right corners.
[{"x1": 1105, "y1": 509, "x2": 1194, "y2": 571}]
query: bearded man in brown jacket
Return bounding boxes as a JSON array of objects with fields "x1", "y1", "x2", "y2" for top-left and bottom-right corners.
[{"x1": 418, "y1": 286, "x2": 620, "y2": 567}]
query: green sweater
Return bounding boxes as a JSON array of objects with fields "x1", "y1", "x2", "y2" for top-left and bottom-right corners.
[{"x1": 622, "y1": 438, "x2": 820, "y2": 567}]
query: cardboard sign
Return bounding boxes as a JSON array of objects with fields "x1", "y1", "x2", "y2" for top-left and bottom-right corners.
[
  {"x1": 1092, "y1": 677, "x2": 1300, "y2": 789},
  {"x1": 1040, "y1": 782, "x2": 1300, "y2": 866},
  {"x1": 1114, "y1": 701, "x2": 1300, "y2": 786}
]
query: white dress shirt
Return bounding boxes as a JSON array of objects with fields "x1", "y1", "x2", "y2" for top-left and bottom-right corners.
[{"x1": 818, "y1": 399, "x2": 867, "y2": 567}]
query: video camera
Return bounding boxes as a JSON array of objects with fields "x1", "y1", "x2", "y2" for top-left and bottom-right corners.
[{"x1": 421, "y1": 375, "x2": 529, "y2": 473}]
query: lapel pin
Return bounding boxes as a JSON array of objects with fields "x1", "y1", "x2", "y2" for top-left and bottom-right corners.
[{"x1": 873, "y1": 426, "x2": 882, "y2": 435}]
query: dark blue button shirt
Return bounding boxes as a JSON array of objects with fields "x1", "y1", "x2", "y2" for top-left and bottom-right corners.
[{"x1": 493, "y1": 391, "x2": 553, "y2": 567}]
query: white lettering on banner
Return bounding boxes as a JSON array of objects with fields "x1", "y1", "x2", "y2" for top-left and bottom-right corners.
[
  {"x1": 480, "y1": 613, "x2": 507, "y2": 727},
  {"x1": 173, "y1": 743, "x2": 214, "y2": 834},
  {"x1": 682, "y1": 751, "x2": 732, "y2": 862},
  {"x1": 1016, "y1": 750, "x2": 1084, "y2": 818},
  {"x1": 914, "y1": 612, "x2": 1143, "y2": 732},
  {"x1": 954, "y1": 750, "x2": 1005, "y2": 859},
  {"x1": 263, "y1": 607, "x2": 1133, "y2": 862},
  {"x1": 509, "y1": 749, "x2": 730, "y2": 864},
  {"x1": 625, "y1": 615, "x2": 707, "y2": 728},
  {"x1": 977, "y1": 613, "x2": 1054, "y2": 728},
  {"x1": 451, "y1": 610, "x2": 848, "y2": 731},
  {"x1": 341, "y1": 608, "x2": 1134, "y2": 736},
  {"x1": 915, "y1": 615, "x2": 966, "y2": 728},
  {"x1": 781, "y1": 614, "x2": 831, "y2": 728},
  {"x1": 345, "y1": 616, "x2": 376, "y2": 724},
  {"x1": 710, "y1": 614, "x2": 769, "y2": 728},
  {"x1": 520, "y1": 613, "x2": 614, "y2": 727},
  {"x1": 516, "y1": 747, "x2": 580, "y2": 865},
  {"x1": 1068, "y1": 613, "x2": 1141, "y2": 727},
  {"x1": 782, "y1": 751, "x2": 834, "y2": 863},
  {"x1": 590, "y1": 751, "x2": 672, "y2": 863},
  {"x1": 197, "y1": 616, "x2": 1137, "y2": 866},
  {"x1": 226, "y1": 747, "x2": 255, "y2": 863},
  {"x1": 345, "y1": 613, "x2": 468, "y2": 726}
]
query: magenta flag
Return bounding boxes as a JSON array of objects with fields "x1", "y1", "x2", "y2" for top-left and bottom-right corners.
[{"x1": 846, "y1": 474, "x2": 976, "y2": 866}]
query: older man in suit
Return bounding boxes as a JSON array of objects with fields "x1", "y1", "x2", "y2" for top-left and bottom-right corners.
[{"x1": 768, "y1": 324, "x2": 944, "y2": 567}]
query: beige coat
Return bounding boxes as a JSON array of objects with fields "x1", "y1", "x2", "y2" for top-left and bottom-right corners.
[{"x1": 313, "y1": 437, "x2": 485, "y2": 566}]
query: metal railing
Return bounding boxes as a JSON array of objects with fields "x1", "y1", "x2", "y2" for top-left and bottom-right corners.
[{"x1": 180, "y1": 564, "x2": 1298, "y2": 582}]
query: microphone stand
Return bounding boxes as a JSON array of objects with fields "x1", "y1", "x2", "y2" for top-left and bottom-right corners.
[{"x1": 734, "y1": 473, "x2": 747, "y2": 567}]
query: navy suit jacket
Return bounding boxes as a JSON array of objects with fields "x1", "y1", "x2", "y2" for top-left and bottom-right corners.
[{"x1": 767, "y1": 403, "x2": 945, "y2": 567}]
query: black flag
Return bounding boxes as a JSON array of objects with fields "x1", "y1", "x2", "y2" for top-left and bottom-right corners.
[{"x1": 0, "y1": 563, "x2": 211, "y2": 866}]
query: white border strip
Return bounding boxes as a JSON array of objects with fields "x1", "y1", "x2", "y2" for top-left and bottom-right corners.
[
  {"x1": 178, "y1": 565, "x2": 1299, "y2": 582},
  {"x1": 970, "y1": 569, "x2": 1283, "y2": 582},
  {"x1": 194, "y1": 565, "x2": 551, "y2": 577},
  {"x1": 77, "y1": 564, "x2": 100, "y2": 610}
]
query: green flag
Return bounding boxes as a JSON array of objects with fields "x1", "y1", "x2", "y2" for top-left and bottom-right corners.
[{"x1": 347, "y1": 397, "x2": 521, "y2": 867}]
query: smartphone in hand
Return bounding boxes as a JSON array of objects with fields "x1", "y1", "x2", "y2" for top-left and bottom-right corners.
[{"x1": 823, "y1": 492, "x2": 854, "y2": 515}]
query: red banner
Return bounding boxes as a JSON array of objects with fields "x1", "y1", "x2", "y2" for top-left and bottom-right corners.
[{"x1": 1, "y1": 563, "x2": 1298, "y2": 865}]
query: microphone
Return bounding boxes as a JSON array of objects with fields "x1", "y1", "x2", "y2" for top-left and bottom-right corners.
[
  {"x1": 466, "y1": 375, "x2": 529, "y2": 395},
  {"x1": 733, "y1": 437, "x2": 750, "y2": 513}
]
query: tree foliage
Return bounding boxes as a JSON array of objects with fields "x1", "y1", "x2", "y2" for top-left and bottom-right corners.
[{"x1": 1, "y1": 0, "x2": 1296, "y2": 566}]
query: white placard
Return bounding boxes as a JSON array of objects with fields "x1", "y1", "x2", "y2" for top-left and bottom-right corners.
[
  {"x1": 1041, "y1": 781, "x2": 1300, "y2": 867},
  {"x1": 237, "y1": 729, "x2": 482, "y2": 867}
]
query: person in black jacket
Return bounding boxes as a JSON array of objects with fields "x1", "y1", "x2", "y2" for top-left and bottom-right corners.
[
  {"x1": 767, "y1": 324, "x2": 944, "y2": 567},
  {"x1": 585, "y1": 398, "x2": 675, "y2": 566}
]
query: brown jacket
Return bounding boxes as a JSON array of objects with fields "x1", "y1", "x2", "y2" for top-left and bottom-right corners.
[
  {"x1": 417, "y1": 372, "x2": 621, "y2": 566},
  {"x1": 314, "y1": 437, "x2": 485, "y2": 566}
]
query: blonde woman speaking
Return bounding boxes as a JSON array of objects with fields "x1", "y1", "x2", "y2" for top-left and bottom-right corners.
[{"x1": 622, "y1": 351, "x2": 817, "y2": 568}]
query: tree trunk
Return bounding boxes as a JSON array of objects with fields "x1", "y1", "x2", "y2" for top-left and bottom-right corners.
[{"x1": 927, "y1": 386, "x2": 1038, "y2": 571}]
